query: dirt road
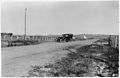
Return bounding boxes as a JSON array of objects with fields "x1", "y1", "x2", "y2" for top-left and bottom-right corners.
[{"x1": 2, "y1": 39, "x2": 97, "y2": 77}]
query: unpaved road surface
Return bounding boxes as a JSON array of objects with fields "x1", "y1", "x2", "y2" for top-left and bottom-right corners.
[{"x1": 2, "y1": 39, "x2": 97, "y2": 77}]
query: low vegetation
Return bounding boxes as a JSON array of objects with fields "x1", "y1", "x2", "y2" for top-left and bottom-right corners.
[{"x1": 24, "y1": 40, "x2": 119, "y2": 77}]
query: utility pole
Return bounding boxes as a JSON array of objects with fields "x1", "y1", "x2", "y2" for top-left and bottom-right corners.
[{"x1": 24, "y1": 8, "x2": 27, "y2": 41}]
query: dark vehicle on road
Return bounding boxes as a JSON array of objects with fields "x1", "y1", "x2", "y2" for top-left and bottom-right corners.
[{"x1": 56, "y1": 34, "x2": 73, "y2": 42}]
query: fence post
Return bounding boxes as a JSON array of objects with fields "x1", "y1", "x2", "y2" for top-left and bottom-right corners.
[{"x1": 115, "y1": 36, "x2": 118, "y2": 48}]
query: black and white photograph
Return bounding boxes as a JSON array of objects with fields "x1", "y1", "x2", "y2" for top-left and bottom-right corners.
[{"x1": 1, "y1": 0, "x2": 119, "y2": 77}]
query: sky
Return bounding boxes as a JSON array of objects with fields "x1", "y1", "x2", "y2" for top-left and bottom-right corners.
[{"x1": 1, "y1": 1, "x2": 119, "y2": 35}]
